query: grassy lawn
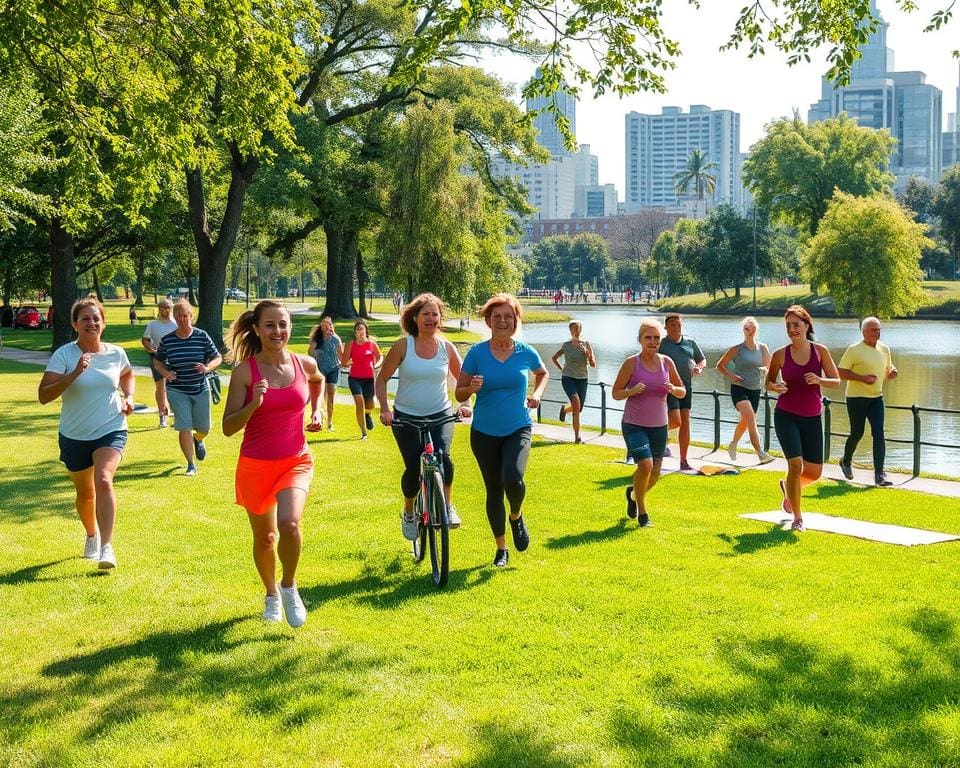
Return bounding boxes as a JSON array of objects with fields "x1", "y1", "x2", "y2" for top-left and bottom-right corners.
[
  {"x1": 4, "y1": 358, "x2": 960, "y2": 766},
  {"x1": 658, "y1": 281, "x2": 960, "y2": 317}
]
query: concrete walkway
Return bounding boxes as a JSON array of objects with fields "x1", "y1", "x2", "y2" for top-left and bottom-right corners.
[{"x1": 4, "y1": 341, "x2": 958, "y2": 499}]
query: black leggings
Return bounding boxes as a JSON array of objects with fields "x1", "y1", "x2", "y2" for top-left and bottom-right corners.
[
  {"x1": 391, "y1": 408, "x2": 455, "y2": 499},
  {"x1": 470, "y1": 427, "x2": 532, "y2": 538},
  {"x1": 843, "y1": 396, "x2": 886, "y2": 472}
]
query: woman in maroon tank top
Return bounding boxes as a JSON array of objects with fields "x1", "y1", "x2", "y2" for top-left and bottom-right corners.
[
  {"x1": 223, "y1": 301, "x2": 325, "y2": 627},
  {"x1": 765, "y1": 305, "x2": 840, "y2": 531}
]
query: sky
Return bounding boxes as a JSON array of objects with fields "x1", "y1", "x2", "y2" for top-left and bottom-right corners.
[{"x1": 478, "y1": 0, "x2": 960, "y2": 193}]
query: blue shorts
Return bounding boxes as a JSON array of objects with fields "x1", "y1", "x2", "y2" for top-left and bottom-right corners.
[
  {"x1": 561, "y1": 375, "x2": 588, "y2": 405},
  {"x1": 166, "y1": 388, "x2": 212, "y2": 433},
  {"x1": 348, "y1": 376, "x2": 374, "y2": 400},
  {"x1": 59, "y1": 430, "x2": 127, "y2": 472},
  {"x1": 322, "y1": 368, "x2": 340, "y2": 387},
  {"x1": 149, "y1": 354, "x2": 164, "y2": 383},
  {"x1": 622, "y1": 422, "x2": 668, "y2": 461}
]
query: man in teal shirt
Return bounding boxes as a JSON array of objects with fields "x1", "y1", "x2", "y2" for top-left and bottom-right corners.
[{"x1": 659, "y1": 313, "x2": 706, "y2": 471}]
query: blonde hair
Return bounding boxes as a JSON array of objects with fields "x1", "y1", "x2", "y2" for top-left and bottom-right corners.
[
  {"x1": 226, "y1": 300, "x2": 289, "y2": 363},
  {"x1": 742, "y1": 316, "x2": 758, "y2": 332},
  {"x1": 401, "y1": 293, "x2": 447, "y2": 336},
  {"x1": 638, "y1": 319, "x2": 663, "y2": 340},
  {"x1": 172, "y1": 299, "x2": 193, "y2": 317}
]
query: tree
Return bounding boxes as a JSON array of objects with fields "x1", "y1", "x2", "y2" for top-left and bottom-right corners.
[
  {"x1": 804, "y1": 192, "x2": 930, "y2": 318},
  {"x1": 608, "y1": 208, "x2": 675, "y2": 290},
  {"x1": 673, "y1": 149, "x2": 717, "y2": 201},
  {"x1": 743, "y1": 114, "x2": 896, "y2": 237},
  {"x1": 0, "y1": 75, "x2": 52, "y2": 232},
  {"x1": 570, "y1": 233, "x2": 611, "y2": 291},
  {"x1": 700, "y1": 203, "x2": 772, "y2": 298},
  {"x1": 933, "y1": 165, "x2": 960, "y2": 278},
  {"x1": 897, "y1": 176, "x2": 937, "y2": 224},
  {"x1": 647, "y1": 229, "x2": 694, "y2": 298}
]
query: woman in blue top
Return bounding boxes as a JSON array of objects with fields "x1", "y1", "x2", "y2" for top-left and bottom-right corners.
[
  {"x1": 307, "y1": 316, "x2": 344, "y2": 431},
  {"x1": 456, "y1": 293, "x2": 549, "y2": 567}
]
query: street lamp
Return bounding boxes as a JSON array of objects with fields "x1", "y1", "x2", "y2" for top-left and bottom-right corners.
[{"x1": 752, "y1": 205, "x2": 758, "y2": 312}]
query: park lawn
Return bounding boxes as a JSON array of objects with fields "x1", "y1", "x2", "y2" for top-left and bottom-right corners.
[{"x1": 3, "y1": 357, "x2": 960, "y2": 766}]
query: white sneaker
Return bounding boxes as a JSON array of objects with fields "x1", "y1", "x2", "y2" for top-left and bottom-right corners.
[
  {"x1": 263, "y1": 594, "x2": 283, "y2": 622},
  {"x1": 98, "y1": 542, "x2": 116, "y2": 570},
  {"x1": 279, "y1": 584, "x2": 307, "y2": 628},
  {"x1": 758, "y1": 451, "x2": 775, "y2": 465},
  {"x1": 401, "y1": 512, "x2": 419, "y2": 541},
  {"x1": 727, "y1": 440, "x2": 737, "y2": 461},
  {"x1": 84, "y1": 532, "x2": 100, "y2": 559},
  {"x1": 185, "y1": 464, "x2": 197, "y2": 477},
  {"x1": 159, "y1": 415, "x2": 168, "y2": 428}
]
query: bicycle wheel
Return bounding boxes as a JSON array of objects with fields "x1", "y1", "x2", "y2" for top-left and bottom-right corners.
[
  {"x1": 424, "y1": 468, "x2": 449, "y2": 587},
  {"x1": 411, "y1": 491, "x2": 427, "y2": 562}
]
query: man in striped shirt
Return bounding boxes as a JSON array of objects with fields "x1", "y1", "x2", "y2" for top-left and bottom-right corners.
[{"x1": 154, "y1": 300, "x2": 222, "y2": 476}]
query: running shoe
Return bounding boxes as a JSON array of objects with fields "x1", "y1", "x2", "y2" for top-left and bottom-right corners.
[
  {"x1": 727, "y1": 440, "x2": 737, "y2": 461},
  {"x1": 839, "y1": 458, "x2": 853, "y2": 480},
  {"x1": 401, "y1": 512, "x2": 419, "y2": 541},
  {"x1": 365, "y1": 413, "x2": 375, "y2": 431},
  {"x1": 159, "y1": 415, "x2": 168, "y2": 428},
  {"x1": 509, "y1": 514, "x2": 530, "y2": 551},
  {"x1": 559, "y1": 405, "x2": 567, "y2": 422},
  {"x1": 790, "y1": 519, "x2": 805, "y2": 532},
  {"x1": 624, "y1": 486, "x2": 638, "y2": 519},
  {"x1": 875, "y1": 472, "x2": 893, "y2": 487},
  {"x1": 758, "y1": 451, "x2": 775, "y2": 465},
  {"x1": 263, "y1": 594, "x2": 283, "y2": 623},
  {"x1": 279, "y1": 584, "x2": 307, "y2": 628},
  {"x1": 679, "y1": 461, "x2": 693, "y2": 472},
  {"x1": 662, "y1": 446, "x2": 672, "y2": 458},
  {"x1": 84, "y1": 532, "x2": 100, "y2": 560},
  {"x1": 98, "y1": 543, "x2": 116, "y2": 570},
  {"x1": 185, "y1": 464, "x2": 197, "y2": 477},
  {"x1": 446, "y1": 504, "x2": 462, "y2": 529},
  {"x1": 638, "y1": 512, "x2": 652, "y2": 528},
  {"x1": 193, "y1": 435, "x2": 206, "y2": 461},
  {"x1": 493, "y1": 548, "x2": 509, "y2": 567}
]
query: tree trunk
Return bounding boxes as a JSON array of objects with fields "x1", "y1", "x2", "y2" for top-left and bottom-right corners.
[
  {"x1": 321, "y1": 224, "x2": 358, "y2": 318},
  {"x1": 49, "y1": 217, "x2": 77, "y2": 351},
  {"x1": 357, "y1": 248, "x2": 369, "y2": 318},
  {"x1": 133, "y1": 253, "x2": 146, "y2": 306},
  {"x1": 92, "y1": 267, "x2": 103, "y2": 303}
]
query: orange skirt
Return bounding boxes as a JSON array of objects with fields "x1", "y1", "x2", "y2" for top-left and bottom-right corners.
[{"x1": 235, "y1": 450, "x2": 314, "y2": 515}]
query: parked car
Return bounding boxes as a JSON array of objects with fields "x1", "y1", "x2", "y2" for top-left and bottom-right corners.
[
  {"x1": 225, "y1": 288, "x2": 247, "y2": 300},
  {"x1": 13, "y1": 306, "x2": 45, "y2": 330}
]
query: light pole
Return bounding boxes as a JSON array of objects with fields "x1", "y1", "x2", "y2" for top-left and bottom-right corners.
[
  {"x1": 752, "y1": 205, "x2": 758, "y2": 312},
  {"x1": 245, "y1": 244, "x2": 251, "y2": 309}
]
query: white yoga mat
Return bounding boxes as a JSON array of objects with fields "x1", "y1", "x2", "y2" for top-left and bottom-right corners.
[{"x1": 740, "y1": 511, "x2": 960, "y2": 546}]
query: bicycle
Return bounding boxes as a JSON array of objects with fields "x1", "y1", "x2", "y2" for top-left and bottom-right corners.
[{"x1": 391, "y1": 413, "x2": 461, "y2": 588}]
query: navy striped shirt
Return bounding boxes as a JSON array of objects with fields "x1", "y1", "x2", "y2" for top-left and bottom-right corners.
[{"x1": 156, "y1": 328, "x2": 219, "y2": 395}]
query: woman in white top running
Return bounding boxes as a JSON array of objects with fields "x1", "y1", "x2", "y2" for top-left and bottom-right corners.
[{"x1": 376, "y1": 293, "x2": 470, "y2": 542}]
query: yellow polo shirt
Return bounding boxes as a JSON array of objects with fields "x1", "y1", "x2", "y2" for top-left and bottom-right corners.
[{"x1": 839, "y1": 341, "x2": 892, "y2": 398}]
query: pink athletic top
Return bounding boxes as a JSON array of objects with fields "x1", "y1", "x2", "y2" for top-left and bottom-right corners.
[
  {"x1": 623, "y1": 354, "x2": 670, "y2": 427},
  {"x1": 776, "y1": 344, "x2": 823, "y2": 417},
  {"x1": 348, "y1": 340, "x2": 378, "y2": 379},
  {"x1": 240, "y1": 354, "x2": 309, "y2": 459}
]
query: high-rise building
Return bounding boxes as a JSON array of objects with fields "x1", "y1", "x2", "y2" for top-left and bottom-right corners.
[
  {"x1": 491, "y1": 154, "x2": 578, "y2": 220},
  {"x1": 624, "y1": 105, "x2": 741, "y2": 213},
  {"x1": 944, "y1": 64, "x2": 960, "y2": 171},
  {"x1": 526, "y1": 78, "x2": 577, "y2": 157},
  {"x1": 807, "y1": 0, "x2": 943, "y2": 185}
]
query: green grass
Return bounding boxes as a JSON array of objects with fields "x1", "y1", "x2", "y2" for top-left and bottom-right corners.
[
  {"x1": 4, "y1": 358, "x2": 960, "y2": 765},
  {"x1": 658, "y1": 281, "x2": 960, "y2": 317}
]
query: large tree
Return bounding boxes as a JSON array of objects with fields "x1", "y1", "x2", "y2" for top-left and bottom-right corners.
[
  {"x1": 743, "y1": 114, "x2": 895, "y2": 237},
  {"x1": 804, "y1": 192, "x2": 930, "y2": 318},
  {"x1": 673, "y1": 149, "x2": 717, "y2": 201},
  {"x1": 933, "y1": 165, "x2": 960, "y2": 278},
  {"x1": 608, "y1": 208, "x2": 675, "y2": 291}
]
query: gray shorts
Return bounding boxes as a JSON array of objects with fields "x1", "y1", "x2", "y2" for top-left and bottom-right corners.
[{"x1": 166, "y1": 388, "x2": 212, "y2": 433}]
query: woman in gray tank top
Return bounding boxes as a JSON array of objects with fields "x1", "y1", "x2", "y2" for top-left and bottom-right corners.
[
  {"x1": 716, "y1": 316, "x2": 774, "y2": 465},
  {"x1": 550, "y1": 320, "x2": 596, "y2": 444}
]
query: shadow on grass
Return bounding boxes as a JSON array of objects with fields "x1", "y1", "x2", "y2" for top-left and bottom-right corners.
[
  {"x1": 609, "y1": 607, "x2": 960, "y2": 766},
  {"x1": 810, "y1": 481, "x2": 874, "y2": 500},
  {"x1": 454, "y1": 721, "x2": 580, "y2": 768},
  {"x1": 717, "y1": 529, "x2": 798, "y2": 556},
  {"x1": 115, "y1": 459, "x2": 182, "y2": 482},
  {"x1": 0, "y1": 459, "x2": 74, "y2": 522},
  {"x1": 0, "y1": 558, "x2": 73, "y2": 585},
  {"x1": 544, "y1": 519, "x2": 632, "y2": 550}
]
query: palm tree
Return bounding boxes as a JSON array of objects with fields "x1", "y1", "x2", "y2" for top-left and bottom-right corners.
[{"x1": 673, "y1": 149, "x2": 718, "y2": 200}]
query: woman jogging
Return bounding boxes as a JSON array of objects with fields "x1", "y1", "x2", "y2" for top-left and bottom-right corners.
[
  {"x1": 341, "y1": 319, "x2": 382, "y2": 439},
  {"x1": 455, "y1": 293, "x2": 548, "y2": 568},
  {"x1": 766, "y1": 305, "x2": 841, "y2": 531},
  {"x1": 376, "y1": 293, "x2": 470, "y2": 541},
  {"x1": 716, "y1": 316, "x2": 774, "y2": 465},
  {"x1": 612, "y1": 319, "x2": 686, "y2": 528},
  {"x1": 38, "y1": 298, "x2": 135, "y2": 570},
  {"x1": 307, "y1": 315, "x2": 343, "y2": 431},
  {"x1": 551, "y1": 320, "x2": 596, "y2": 444},
  {"x1": 223, "y1": 300, "x2": 324, "y2": 627}
]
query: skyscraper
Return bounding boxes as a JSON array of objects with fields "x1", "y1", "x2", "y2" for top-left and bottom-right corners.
[
  {"x1": 807, "y1": 0, "x2": 943, "y2": 185},
  {"x1": 624, "y1": 105, "x2": 741, "y2": 213},
  {"x1": 525, "y1": 78, "x2": 577, "y2": 156}
]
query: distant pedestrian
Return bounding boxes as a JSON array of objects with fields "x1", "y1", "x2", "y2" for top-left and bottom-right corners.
[
  {"x1": 306, "y1": 315, "x2": 343, "y2": 431},
  {"x1": 837, "y1": 317, "x2": 897, "y2": 486},
  {"x1": 38, "y1": 298, "x2": 135, "y2": 570},
  {"x1": 341, "y1": 319, "x2": 382, "y2": 439},
  {"x1": 716, "y1": 316, "x2": 774, "y2": 465},
  {"x1": 551, "y1": 320, "x2": 596, "y2": 444},
  {"x1": 141, "y1": 299, "x2": 177, "y2": 428},
  {"x1": 128, "y1": 305, "x2": 137, "y2": 325},
  {"x1": 766, "y1": 305, "x2": 841, "y2": 531},
  {"x1": 659, "y1": 313, "x2": 706, "y2": 470}
]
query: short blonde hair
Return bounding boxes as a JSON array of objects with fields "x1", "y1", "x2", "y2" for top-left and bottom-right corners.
[
  {"x1": 172, "y1": 299, "x2": 193, "y2": 318},
  {"x1": 638, "y1": 319, "x2": 663, "y2": 340},
  {"x1": 479, "y1": 293, "x2": 523, "y2": 326}
]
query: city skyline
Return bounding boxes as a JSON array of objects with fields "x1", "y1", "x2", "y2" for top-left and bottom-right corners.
[{"x1": 480, "y1": 0, "x2": 959, "y2": 191}]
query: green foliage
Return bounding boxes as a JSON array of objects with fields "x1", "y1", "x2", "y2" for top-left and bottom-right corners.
[
  {"x1": 744, "y1": 114, "x2": 896, "y2": 236},
  {"x1": 0, "y1": 75, "x2": 53, "y2": 231},
  {"x1": 673, "y1": 149, "x2": 718, "y2": 200},
  {"x1": 527, "y1": 234, "x2": 610, "y2": 291},
  {"x1": 897, "y1": 175, "x2": 937, "y2": 224},
  {"x1": 933, "y1": 165, "x2": 960, "y2": 276},
  {"x1": 804, "y1": 192, "x2": 930, "y2": 318}
]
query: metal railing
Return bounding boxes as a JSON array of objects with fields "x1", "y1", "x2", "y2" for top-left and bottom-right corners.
[{"x1": 534, "y1": 382, "x2": 960, "y2": 478}]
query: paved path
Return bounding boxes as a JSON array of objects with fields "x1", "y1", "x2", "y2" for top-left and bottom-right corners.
[{"x1": 4, "y1": 341, "x2": 958, "y2": 499}]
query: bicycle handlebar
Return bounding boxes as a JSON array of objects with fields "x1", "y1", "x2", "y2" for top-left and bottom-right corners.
[{"x1": 391, "y1": 413, "x2": 463, "y2": 430}]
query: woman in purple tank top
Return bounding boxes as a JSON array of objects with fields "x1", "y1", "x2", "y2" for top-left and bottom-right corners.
[
  {"x1": 612, "y1": 319, "x2": 686, "y2": 528},
  {"x1": 223, "y1": 301, "x2": 325, "y2": 627},
  {"x1": 765, "y1": 305, "x2": 840, "y2": 531}
]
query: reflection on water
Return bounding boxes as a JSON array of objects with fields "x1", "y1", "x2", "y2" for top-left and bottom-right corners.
[{"x1": 517, "y1": 306, "x2": 960, "y2": 477}]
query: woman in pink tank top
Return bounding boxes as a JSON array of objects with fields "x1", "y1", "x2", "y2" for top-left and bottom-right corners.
[
  {"x1": 765, "y1": 305, "x2": 840, "y2": 531},
  {"x1": 222, "y1": 301, "x2": 324, "y2": 628},
  {"x1": 612, "y1": 319, "x2": 686, "y2": 528}
]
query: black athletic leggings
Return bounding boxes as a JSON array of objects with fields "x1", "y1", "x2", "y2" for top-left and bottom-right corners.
[
  {"x1": 469, "y1": 426, "x2": 532, "y2": 538},
  {"x1": 843, "y1": 396, "x2": 886, "y2": 472},
  {"x1": 391, "y1": 408, "x2": 455, "y2": 499}
]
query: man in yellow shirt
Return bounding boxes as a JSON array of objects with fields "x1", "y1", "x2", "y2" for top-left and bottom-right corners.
[{"x1": 837, "y1": 317, "x2": 897, "y2": 486}]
